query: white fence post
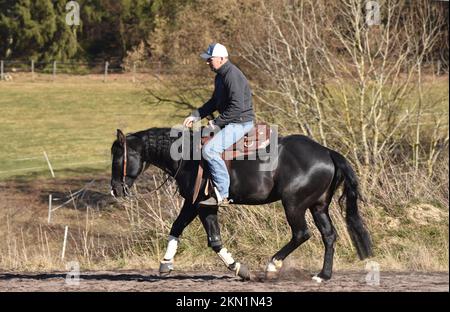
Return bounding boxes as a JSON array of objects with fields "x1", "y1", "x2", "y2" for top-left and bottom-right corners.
[
  {"x1": 104, "y1": 61, "x2": 109, "y2": 82},
  {"x1": 43, "y1": 151, "x2": 55, "y2": 178},
  {"x1": 61, "y1": 225, "x2": 69, "y2": 260},
  {"x1": 31, "y1": 60, "x2": 35, "y2": 81},
  {"x1": 0, "y1": 60, "x2": 4, "y2": 80},
  {"x1": 48, "y1": 194, "x2": 53, "y2": 223},
  {"x1": 53, "y1": 61, "x2": 57, "y2": 81}
]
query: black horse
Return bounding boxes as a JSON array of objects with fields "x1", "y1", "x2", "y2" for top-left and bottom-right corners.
[{"x1": 110, "y1": 127, "x2": 373, "y2": 281}]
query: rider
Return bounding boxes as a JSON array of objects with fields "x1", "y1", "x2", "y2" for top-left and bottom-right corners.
[{"x1": 183, "y1": 43, "x2": 255, "y2": 207}]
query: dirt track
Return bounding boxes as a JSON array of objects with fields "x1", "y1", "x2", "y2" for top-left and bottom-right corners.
[
  {"x1": 0, "y1": 269, "x2": 447, "y2": 292},
  {"x1": 0, "y1": 177, "x2": 448, "y2": 293}
]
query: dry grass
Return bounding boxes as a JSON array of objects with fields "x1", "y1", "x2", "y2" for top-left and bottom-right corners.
[{"x1": 0, "y1": 155, "x2": 447, "y2": 274}]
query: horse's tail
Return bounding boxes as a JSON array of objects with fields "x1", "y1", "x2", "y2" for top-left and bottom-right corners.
[{"x1": 329, "y1": 150, "x2": 373, "y2": 260}]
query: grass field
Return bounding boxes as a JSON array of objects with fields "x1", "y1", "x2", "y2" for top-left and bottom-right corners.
[{"x1": 0, "y1": 76, "x2": 189, "y2": 180}]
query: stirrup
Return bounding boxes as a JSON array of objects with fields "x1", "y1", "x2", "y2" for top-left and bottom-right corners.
[{"x1": 218, "y1": 198, "x2": 232, "y2": 208}]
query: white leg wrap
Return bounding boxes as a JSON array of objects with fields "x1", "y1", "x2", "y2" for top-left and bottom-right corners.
[
  {"x1": 163, "y1": 235, "x2": 179, "y2": 261},
  {"x1": 217, "y1": 248, "x2": 235, "y2": 266},
  {"x1": 312, "y1": 275, "x2": 323, "y2": 283},
  {"x1": 266, "y1": 259, "x2": 283, "y2": 272}
]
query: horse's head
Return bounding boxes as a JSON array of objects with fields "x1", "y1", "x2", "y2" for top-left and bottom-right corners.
[{"x1": 110, "y1": 129, "x2": 146, "y2": 198}]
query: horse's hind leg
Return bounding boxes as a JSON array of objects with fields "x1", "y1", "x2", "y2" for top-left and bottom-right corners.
[
  {"x1": 198, "y1": 206, "x2": 251, "y2": 280},
  {"x1": 265, "y1": 200, "x2": 310, "y2": 279},
  {"x1": 160, "y1": 200, "x2": 199, "y2": 275},
  {"x1": 310, "y1": 201, "x2": 336, "y2": 282}
]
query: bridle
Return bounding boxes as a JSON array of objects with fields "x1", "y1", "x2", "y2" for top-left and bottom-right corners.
[
  {"x1": 118, "y1": 134, "x2": 184, "y2": 197},
  {"x1": 122, "y1": 136, "x2": 128, "y2": 184}
]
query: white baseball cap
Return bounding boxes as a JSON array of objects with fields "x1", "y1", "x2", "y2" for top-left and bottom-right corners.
[{"x1": 200, "y1": 43, "x2": 228, "y2": 59}]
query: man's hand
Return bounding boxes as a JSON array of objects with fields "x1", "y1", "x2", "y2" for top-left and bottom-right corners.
[{"x1": 183, "y1": 116, "x2": 200, "y2": 128}]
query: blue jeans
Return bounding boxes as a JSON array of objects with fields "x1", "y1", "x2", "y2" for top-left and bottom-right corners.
[{"x1": 202, "y1": 121, "x2": 254, "y2": 199}]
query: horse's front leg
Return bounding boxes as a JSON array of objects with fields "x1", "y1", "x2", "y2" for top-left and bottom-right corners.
[
  {"x1": 198, "y1": 206, "x2": 251, "y2": 280},
  {"x1": 159, "y1": 200, "x2": 198, "y2": 276}
]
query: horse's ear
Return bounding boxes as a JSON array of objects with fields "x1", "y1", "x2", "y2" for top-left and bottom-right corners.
[{"x1": 117, "y1": 129, "x2": 126, "y2": 146}]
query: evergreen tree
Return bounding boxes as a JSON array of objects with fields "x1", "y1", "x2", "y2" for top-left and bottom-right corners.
[
  {"x1": 78, "y1": 0, "x2": 155, "y2": 63},
  {"x1": 0, "y1": 0, "x2": 55, "y2": 60},
  {"x1": 0, "y1": 0, "x2": 191, "y2": 63},
  {"x1": 0, "y1": 0, "x2": 79, "y2": 62}
]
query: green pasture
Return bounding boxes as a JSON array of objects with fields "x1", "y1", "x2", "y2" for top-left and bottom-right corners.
[{"x1": 0, "y1": 80, "x2": 189, "y2": 180}]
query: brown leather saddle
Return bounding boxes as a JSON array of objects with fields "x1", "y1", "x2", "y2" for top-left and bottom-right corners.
[{"x1": 192, "y1": 122, "x2": 272, "y2": 203}]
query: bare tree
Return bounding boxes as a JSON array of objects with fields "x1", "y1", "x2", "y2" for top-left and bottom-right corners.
[{"x1": 239, "y1": 0, "x2": 448, "y2": 186}]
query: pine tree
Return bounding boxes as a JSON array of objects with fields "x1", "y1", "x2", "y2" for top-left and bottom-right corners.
[
  {"x1": 78, "y1": 0, "x2": 155, "y2": 62},
  {"x1": 0, "y1": 0, "x2": 191, "y2": 63},
  {"x1": 0, "y1": 0, "x2": 79, "y2": 62}
]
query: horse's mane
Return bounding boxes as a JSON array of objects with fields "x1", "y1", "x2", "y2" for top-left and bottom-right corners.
[
  {"x1": 131, "y1": 127, "x2": 199, "y2": 167},
  {"x1": 111, "y1": 128, "x2": 174, "y2": 158},
  {"x1": 113, "y1": 127, "x2": 210, "y2": 168},
  {"x1": 138, "y1": 127, "x2": 174, "y2": 158}
]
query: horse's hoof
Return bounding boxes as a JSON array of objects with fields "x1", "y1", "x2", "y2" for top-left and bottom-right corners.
[
  {"x1": 265, "y1": 271, "x2": 279, "y2": 281},
  {"x1": 312, "y1": 273, "x2": 330, "y2": 283},
  {"x1": 235, "y1": 263, "x2": 251, "y2": 281},
  {"x1": 265, "y1": 259, "x2": 282, "y2": 281},
  {"x1": 159, "y1": 261, "x2": 173, "y2": 276}
]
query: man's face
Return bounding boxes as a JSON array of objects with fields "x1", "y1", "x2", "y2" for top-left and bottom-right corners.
[{"x1": 206, "y1": 57, "x2": 226, "y2": 71}]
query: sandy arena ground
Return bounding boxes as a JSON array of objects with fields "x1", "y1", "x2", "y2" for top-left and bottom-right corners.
[{"x1": 0, "y1": 269, "x2": 448, "y2": 292}]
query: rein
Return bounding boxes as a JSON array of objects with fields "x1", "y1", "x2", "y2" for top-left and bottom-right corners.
[{"x1": 147, "y1": 157, "x2": 183, "y2": 195}]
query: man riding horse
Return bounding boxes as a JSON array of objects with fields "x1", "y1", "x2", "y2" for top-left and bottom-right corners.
[
  {"x1": 110, "y1": 43, "x2": 373, "y2": 281},
  {"x1": 183, "y1": 43, "x2": 255, "y2": 207}
]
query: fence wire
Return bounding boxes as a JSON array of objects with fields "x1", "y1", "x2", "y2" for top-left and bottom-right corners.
[{"x1": 0, "y1": 60, "x2": 204, "y2": 81}]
